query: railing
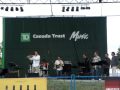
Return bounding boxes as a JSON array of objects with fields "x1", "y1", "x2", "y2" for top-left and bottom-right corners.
[{"x1": 47, "y1": 75, "x2": 104, "y2": 90}]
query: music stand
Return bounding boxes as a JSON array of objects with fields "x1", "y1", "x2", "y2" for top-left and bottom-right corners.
[{"x1": 7, "y1": 62, "x2": 20, "y2": 77}]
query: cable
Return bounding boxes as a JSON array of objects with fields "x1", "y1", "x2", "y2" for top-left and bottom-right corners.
[{"x1": 49, "y1": 0, "x2": 53, "y2": 16}]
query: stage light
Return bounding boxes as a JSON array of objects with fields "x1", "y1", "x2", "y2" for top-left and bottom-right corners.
[
  {"x1": 62, "y1": 5, "x2": 90, "y2": 12},
  {"x1": 0, "y1": 6, "x2": 24, "y2": 12},
  {"x1": 62, "y1": 6, "x2": 65, "y2": 12},
  {"x1": 20, "y1": 7, "x2": 23, "y2": 12},
  {"x1": 76, "y1": 7, "x2": 79, "y2": 11},
  {"x1": 71, "y1": 7, "x2": 74, "y2": 11},
  {"x1": 0, "y1": 7, "x2": 4, "y2": 10},
  {"x1": 86, "y1": 7, "x2": 90, "y2": 9},
  {"x1": 10, "y1": 7, "x2": 14, "y2": 11},
  {"x1": 99, "y1": 0, "x2": 102, "y2": 3},
  {"x1": 15, "y1": 7, "x2": 19, "y2": 11},
  {"x1": 5, "y1": 7, "x2": 9, "y2": 11},
  {"x1": 66, "y1": 7, "x2": 70, "y2": 11},
  {"x1": 81, "y1": 7, "x2": 86, "y2": 10}
]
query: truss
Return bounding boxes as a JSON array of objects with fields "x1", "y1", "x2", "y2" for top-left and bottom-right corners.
[{"x1": 0, "y1": 0, "x2": 120, "y2": 4}]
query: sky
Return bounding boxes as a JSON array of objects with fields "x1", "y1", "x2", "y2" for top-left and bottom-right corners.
[
  {"x1": 107, "y1": 16, "x2": 120, "y2": 55},
  {"x1": 0, "y1": 16, "x2": 120, "y2": 55}
]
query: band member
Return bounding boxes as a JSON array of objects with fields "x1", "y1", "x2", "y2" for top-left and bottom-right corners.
[
  {"x1": 111, "y1": 52, "x2": 119, "y2": 76},
  {"x1": 103, "y1": 53, "x2": 110, "y2": 76},
  {"x1": 54, "y1": 57, "x2": 64, "y2": 76},
  {"x1": 41, "y1": 59, "x2": 49, "y2": 76},
  {"x1": 27, "y1": 51, "x2": 40, "y2": 73},
  {"x1": 82, "y1": 54, "x2": 91, "y2": 75},
  {"x1": 92, "y1": 51, "x2": 101, "y2": 76}
]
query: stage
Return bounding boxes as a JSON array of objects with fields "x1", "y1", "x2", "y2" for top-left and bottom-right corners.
[{"x1": 0, "y1": 76, "x2": 120, "y2": 90}]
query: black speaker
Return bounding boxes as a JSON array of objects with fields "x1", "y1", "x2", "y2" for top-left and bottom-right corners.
[
  {"x1": 27, "y1": 73, "x2": 39, "y2": 77},
  {"x1": 5, "y1": 73, "x2": 18, "y2": 78}
]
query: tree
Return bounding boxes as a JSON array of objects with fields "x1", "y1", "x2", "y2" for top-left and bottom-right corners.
[
  {"x1": 118, "y1": 47, "x2": 120, "y2": 54},
  {"x1": 117, "y1": 47, "x2": 120, "y2": 58},
  {"x1": 117, "y1": 47, "x2": 120, "y2": 69}
]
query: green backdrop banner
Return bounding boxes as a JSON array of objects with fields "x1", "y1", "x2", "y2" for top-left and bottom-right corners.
[{"x1": 4, "y1": 17, "x2": 107, "y2": 76}]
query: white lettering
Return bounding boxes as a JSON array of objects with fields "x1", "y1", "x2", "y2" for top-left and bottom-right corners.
[
  {"x1": 69, "y1": 31, "x2": 88, "y2": 41},
  {"x1": 33, "y1": 34, "x2": 51, "y2": 38},
  {"x1": 52, "y1": 34, "x2": 65, "y2": 38}
]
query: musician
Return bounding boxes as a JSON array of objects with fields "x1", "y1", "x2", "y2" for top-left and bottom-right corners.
[
  {"x1": 27, "y1": 51, "x2": 40, "y2": 73},
  {"x1": 103, "y1": 53, "x2": 110, "y2": 76},
  {"x1": 40, "y1": 59, "x2": 49, "y2": 76},
  {"x1": 54, "y1": 57, "x2": 64, "y2": 76},
  {"x1": 111, "y1": 52, "x2": 119, "y2": 76},
  {"x1": 92, "y1": 51, "x2": 101, "y2": 76},
  {"x1": 82, "y1": 54, "x2": 91, "y2": 75}
]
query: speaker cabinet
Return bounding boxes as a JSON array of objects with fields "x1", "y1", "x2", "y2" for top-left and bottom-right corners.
[{"x1": 27, "y1": 73, "x2": 39, "y2": 77}]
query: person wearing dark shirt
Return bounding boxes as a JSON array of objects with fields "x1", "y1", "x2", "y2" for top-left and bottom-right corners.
[
  {"x1": 111, "y1": 52, "x2": 119, "y2": 76},
  {"x1": 103, "y1": 53, "x2": 110, "y2": 76},
  {"x1": 82, "y1": 54, "x2": 90, "y2": 75}
]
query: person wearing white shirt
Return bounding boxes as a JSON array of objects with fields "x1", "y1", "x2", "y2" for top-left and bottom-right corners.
[
  {"x1": 27, "y1": 51, "x2": 40, "y2": 73},
  {"x1": 92, "y1": 51, "x2": 101, "y2": 76},
  {"x1": 54, "y1": 57, "x2": 64, "y2": 76}
]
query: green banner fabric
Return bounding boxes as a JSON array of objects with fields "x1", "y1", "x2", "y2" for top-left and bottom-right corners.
[{"x1": 4, "y1": 17, "x2": 107, "y2": 76}]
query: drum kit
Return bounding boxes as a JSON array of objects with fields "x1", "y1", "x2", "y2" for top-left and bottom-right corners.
[{"x1": 28, "y1": 61, "x2": 49, "y2": 77}]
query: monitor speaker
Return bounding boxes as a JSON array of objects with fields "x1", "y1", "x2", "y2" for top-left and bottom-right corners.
[
  {"x1": 5, "y1": 73, "x2": 18, "y2": 78},
  {"x1": 27, "y1": 73, "x2": 39, "y2": 77}
]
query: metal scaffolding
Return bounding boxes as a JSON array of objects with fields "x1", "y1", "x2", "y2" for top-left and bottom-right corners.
[{"x1": 0, "y1": 0, "x2": 120, "y2": 4}]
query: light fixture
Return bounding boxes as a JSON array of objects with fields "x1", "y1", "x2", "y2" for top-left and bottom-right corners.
[
  {"x1": 5, "y1": 7, "x2": 9, "y2": 11},
  {"x1": 71, "y1": 7, "x2": 74, "y2": 11},
  {"x1": 0, "y1": 7, "x2": 4, "y2": 10},
  {"x1": 99, "y1": 0, "x2": 102, "y2": 3},
  {"x1": 76, "y1": 7, "x2": 79, "y2": 11},
  {"x1": 10, "y1": 7, "x2": 14, "y2": 11},
  {"x1": 20, "y1": 7, "x2": 24, "y2": 12},
  {"x1": 62, "y1": 5, "x2": 90, "y2": 12}
]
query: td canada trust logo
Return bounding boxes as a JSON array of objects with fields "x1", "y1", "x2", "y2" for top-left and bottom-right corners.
[
  {"x1": 20, "y1": 31, "x2": 88, "y2": 42},
  {"x1": 21, "y1": 33, "x2": 30, "y2": 42}
]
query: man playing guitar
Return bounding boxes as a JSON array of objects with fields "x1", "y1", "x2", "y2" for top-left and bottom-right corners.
[{"x1": 54, "y1": 57, "x2": 64, "y2": 76}]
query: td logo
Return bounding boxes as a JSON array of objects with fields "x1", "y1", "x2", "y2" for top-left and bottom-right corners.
[{"x1": 21, "y1": 33, "x2": 30, "y2": 42}]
